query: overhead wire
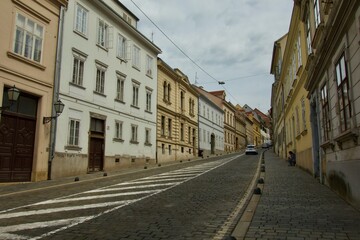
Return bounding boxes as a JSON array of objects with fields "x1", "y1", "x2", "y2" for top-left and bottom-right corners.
[{"x1": 128, "y1": 0, "x2": 241, "y2": 104}]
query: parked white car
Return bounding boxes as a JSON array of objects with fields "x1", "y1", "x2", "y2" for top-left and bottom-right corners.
[{"x1": 245, "y1": 144, "x2": 258, "y2": 155}]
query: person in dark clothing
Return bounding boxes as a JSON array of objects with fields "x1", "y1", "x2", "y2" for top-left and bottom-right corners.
[{"x1": 288, "y1": 151, "x2": 296, "y2": 166}]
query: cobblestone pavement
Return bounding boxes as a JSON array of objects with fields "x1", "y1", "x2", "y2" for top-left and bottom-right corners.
[
  {"x1": 243, "y1": 150, "x2": 360, "y2": 240},
  {"x1": 0, "y1": 152, "x2": 259, "y2": 240}
]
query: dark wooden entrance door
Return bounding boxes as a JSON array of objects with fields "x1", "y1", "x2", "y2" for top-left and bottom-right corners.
[
  {"x1": 88, "y1": 137, "x2": 103, "y2": 172},
  {"x1": 0, "y1": 113, "x2": 36, "y2": 182}
]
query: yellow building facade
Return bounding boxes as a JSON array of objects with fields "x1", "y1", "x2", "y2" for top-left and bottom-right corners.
[
  {"x1": 271, "y1": 2, "x2": 313, "y2": 173},
  {"x1": 157, "y1": 58, "x2": 198, "y2": 163}
]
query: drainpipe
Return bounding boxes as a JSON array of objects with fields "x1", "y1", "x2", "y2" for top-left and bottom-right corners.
[
  {"x1": 48, "y1": 5, "x2": 65, "y2": 180},
  {"x1": 281, "y1": 82, "x2": 287, "y2": 159}
]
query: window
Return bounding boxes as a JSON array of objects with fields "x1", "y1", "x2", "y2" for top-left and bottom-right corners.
[
  {"x1": 146, "y1": 89, "x2": 152, "y2": 112},
  {"x1": 95, "y1": 64, "x2": 106, "y2": 94},
  {"x1": 162, "y1": 144, "x2": 165, "y2": 154},
  {"x1": 132, "y1": 82, "x2": 139, "y2": 107},
  {"x1": 188, "y1": 127, "x2": 191, "y2": 143},
  {"x1": 301, "y1": 97, "x2": 307, "y2": 131},
  {"x1": 115, "y1": 121, "x2": 123, "y2": 139},
  {"x1": 163, "y1": 82, "x2": 168, "y2": 101},
  {"x1": 168, "y1": 119, "x2": 172, "y2": 137},
  {"x1": 75, "y1": 3, "x2": 88, "y2": 35},
  {"x1": 320, "y1": 84, "x2": 331, "y2": 141},
  {"x1": 90, "y1": 118, "x2": 104, "y2": 133},
  {"x1": 169, "y1": 145, "x2": 172, "y2": 155},
  {"x1": 167, "y1": 83, "x2": 171, "y2": 102},
  {"x1": 97, "y1": 19, "x2": 109, "y2": 48},
  {"x1": 117, "y1": 34, "x2": 127, "y2": 59},
  {"x1": 295, "y1": 106, "x2": 300, "y2": 135},
  {"x1": 297, "y1": 33, "x2": 302, "y2": 68},
  {"x1": 306, "y1": 15, "x2": 312, "y2": 55},
  {"x1": 161, "y1": 116, "x2": 165, "y2": 136},
  {"x1": 180, "y1": 91, "x2": 185, "y2": 111},
  {"x1": 180, "y1": 123, "x2": 184, "y2": 141},
  {"x1": 146, "y1": 55, "x2": 153, "y2": 77},
  {"x1": 131, "y1": 124, "x2": 138, "y2": 142},
  {"x1": 145, "y1": 128, "x2": 151, "y2": 144},
  {"x1": 314, "y1": 0, "x2": 321, "y2": 28},
  {"x1": 132, "y1": 45, "x2": 140, "y2": 69},
  {"x1": 335, "y1": 54, "x2": 351, "y2": 132},
  {"x1": 116, "y1": 73, "x2": 125, "y2": 101},
  {"x1": 72, "y1": 51, "x2": 86, "y2": 86},
  {"x1": 14, "y1": 13, "x2": 44, "y2": 62},
  {"x1": 68, "y1": 119, "x2": 80, "y2": 146}
]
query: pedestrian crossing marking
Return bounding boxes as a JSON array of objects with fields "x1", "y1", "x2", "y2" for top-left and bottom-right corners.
[{"x1": 0, "y1": 155, "x2": 241, "y2": 239}]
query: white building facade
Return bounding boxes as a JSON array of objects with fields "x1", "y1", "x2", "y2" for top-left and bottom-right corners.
[
  {"x1": 51, "y1": 0, "x2": 161, "y2": 178},
  {"x1": 194, "y1": 86, "x2": 224, "y2": 156}
]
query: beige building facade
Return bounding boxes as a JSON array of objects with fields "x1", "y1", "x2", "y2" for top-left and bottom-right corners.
[
  {"x1": 0, "y1": 0, "x2": 67, "y2": 182},
  {"x1": 157, "y1": 58, "x2": 198, "y2": 163},
  {"x1": 303, "y1": 0, "x2": 360, "y2": 209}
]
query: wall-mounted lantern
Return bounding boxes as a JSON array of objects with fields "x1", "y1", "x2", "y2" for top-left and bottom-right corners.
[
  {"x1": 0, "y1": 85, "x2": 20, "y2": 112},
  {"x1": 43, "y1": 99, "x2": 65, "y2": 124}
]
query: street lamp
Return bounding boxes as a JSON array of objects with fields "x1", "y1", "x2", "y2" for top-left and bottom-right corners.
[
  {"x1": 43, "y1": 99, "x2": 65, "y2": 124},
  {"x1": 0, "y1": 85, "x2": 20, "y2": 111}
]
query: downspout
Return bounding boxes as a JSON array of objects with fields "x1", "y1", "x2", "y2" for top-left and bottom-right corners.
[
  {"x1": 48, "y1": 5, "x2": 65, "y2": 180},
  {"x1": 282, "y1": 82, "x2": 287, "y2": 159}
]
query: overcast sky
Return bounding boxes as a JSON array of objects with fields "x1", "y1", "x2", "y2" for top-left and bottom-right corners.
[{"x1": 120, "y1": 0, "x2": 294, "y2": 114}]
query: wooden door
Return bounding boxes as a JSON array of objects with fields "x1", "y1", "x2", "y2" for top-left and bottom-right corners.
[
  {"x1": 88, "y1": 137, "x2": 103, "y2": 172},
  {"x1": 0, "y1": 114, "x2": 35, "y2": 182}
]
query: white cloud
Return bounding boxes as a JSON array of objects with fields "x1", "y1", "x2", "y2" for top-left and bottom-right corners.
[{"x1": 120, "y1": 0, "x2": 293, "y2": 113}]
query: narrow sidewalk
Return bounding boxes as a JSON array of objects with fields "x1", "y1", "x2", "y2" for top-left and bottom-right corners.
[{"x1": 235, "y1": 150, "x2": 360, "y2": 240}]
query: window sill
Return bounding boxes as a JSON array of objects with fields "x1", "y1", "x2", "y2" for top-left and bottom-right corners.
[
  {"x1": 7, "y1": 52, "x2": 46, "y2": 70},
  {"x1": 144, "y1": 142, "x2": 152, "y2": 146},
  {"x1": 93, "y1": 91, "x2": 106, "y2": 97},
  {"x1": 73, "y1": 30, "x2": 88, "y2": 40},
  {"x1": 320, "y1": 140, "x2": 335, "y2": 150},
  {"x1": 334, "y1": 129, "x2": 358, "y2": 149},
  {"x1": 301, "y1": 129, "x2": 308, "y2": 136},
  {"x1": 146, "y1": 73, "x2": 153, "y2": 79},
  {"x1": 131, "y1": 105, "x2": 140, "y2": 109},
  {"x1": 117, "y1": 56, "x2": 127, "y2": 63},
  {"x1": 130, "y1": 140, "x2": 139, "y2": 145},
  {"x1": 113, "y1": 138, "x2": 124, "y2": 143},
  {"x1": 145, "y1": 110, "x2": 152, "y2": 114},
  {"x1": 114, "y1": 98, "x2": 125, "y2": 104},
  {"x1": 69, "y1": 82, "x2": 86, "y2": 90},
  {"x1": 96, "y1": 43, "x2": 109, "y2": 52},
  {"x1": 65, "y1": 145, "x2": 82, "y2": 151},
  {"x1": 132, "y1": 65, "x2": 140, "y2": 72}
]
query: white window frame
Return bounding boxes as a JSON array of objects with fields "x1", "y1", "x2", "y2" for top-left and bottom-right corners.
[
  {"x1": 131, "y1": 124, "x2": 138, "y2": 142},
  {"x1": 313, "y1": 0, "x2": 321, "y2": 29},
  {"x1": 132, "y1": 45, "x2": 140, "y2": 69},
  {"x1": 146, "y1": 55, "x2": 153, "y2": 77},
  {"x1": 116, "y1": 73, "x2": 125, "y2": 101},
  {"x1": 68, "y1": 119, "x2": 80, "y2": 146},
  {"x1": 13, "y1": 13, "x2": 44, "y2": 63},
  {"x1": 145, "y1": 128, "x2": 151, "y2": 145},
  {"x1": 95, "y1": 64, "x2": 107, "y2": 94},
  {"x1": 146, "y1": 89, "x2": 152, "y2": 112},
  {"x1": 306, "y1": 15, "x2": 312, "y2": 55},
  {"x1": 115, "y1": 120, "x2": 123, "y2": 139},
  {"x1": 74, "y1": 3, "x2": 88, "y2": 36},
  {"x1": 117, "y1": 33, "x2": 127, "y2": 60},
  {"x1": 72, "y1": 51, "x2": 86, "y2": 86},
  {"x1": 97, "y1": 18, "x2": 109, "y2": 48},
  {"x1": 132, "y1": 81, "x2": 139, "y2": 107}
]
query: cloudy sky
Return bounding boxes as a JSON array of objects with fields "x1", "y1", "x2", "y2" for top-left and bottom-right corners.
[{"x1": 120, "y1": 0, "x2": 294, "y2": 114}]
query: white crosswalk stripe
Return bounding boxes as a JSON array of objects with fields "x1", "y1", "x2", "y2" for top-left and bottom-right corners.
[{"x1": 0, "y1": 156, "x2": 239, "y2": 239}]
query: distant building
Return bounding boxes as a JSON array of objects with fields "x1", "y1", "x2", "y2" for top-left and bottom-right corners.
[
  {"x1": 0, "y1": 0, "x2": 68, "y2": 182},
  {"x1": 209, "y1": 91, "x2": 236, "y2": 152},
  {"x1": 157, "y1": 58, "x2": 198, "y2": 163},
  {"x1": 51, "y1": 0, "x2": 161, "y2": 179},
  {"x1": 193, "y1": 85, "x2": 224, "y2": 157}
]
